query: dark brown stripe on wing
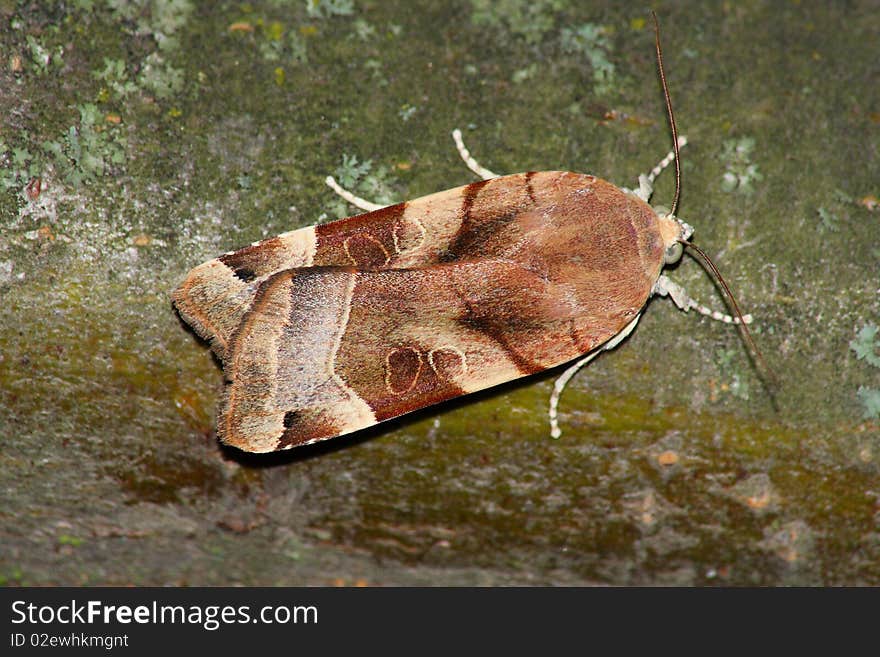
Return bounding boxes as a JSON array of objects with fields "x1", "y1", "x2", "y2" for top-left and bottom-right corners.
[
  {"x1": 440, "y1": 179, "x2": 491, "y2": 262},
  {"x1": 524, "y1": 171, "x2": 536, "y2": 204},
  {"x1": 442, "y1": 176, "x2": 540, "y2": 262},
  {"x1": 459, "y1": 308, "x2": 544, "y2": 376}
]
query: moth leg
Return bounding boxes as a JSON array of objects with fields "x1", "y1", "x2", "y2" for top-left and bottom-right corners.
[
  {"x1": 654, "y1": 274, "x2": 753, "y2": 325},
  {"x1": 549, "y1": 352, "x2": 599, "y2": 440},
  {"x1": 451, "y1": 129, "x2": 499, "y2": 180},
  {"x1": 549, "y1": 315, "x2": 642, "y2": 440},
  {"x1": 627, "y1": 136, "x2": 688, "y2": 203},
  {"x1": 324, "y1": 176, "x2": 388, "y2": 212}
]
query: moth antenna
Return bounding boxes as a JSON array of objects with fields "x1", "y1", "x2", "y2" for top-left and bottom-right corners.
[
  {"x1": 652, "y1": 11, "x2": 681, "y2": 217},
  {"x1": 679, "y1": 239, "x2": 778, "y2": 393}
]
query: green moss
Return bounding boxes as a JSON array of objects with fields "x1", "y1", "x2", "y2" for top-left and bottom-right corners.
[
  {"x1": 58, "y1": 534, "x2": 84, "y2": 547},
  {"x1": 0, "y1": 567, "x2": 25, "y2": 586}
]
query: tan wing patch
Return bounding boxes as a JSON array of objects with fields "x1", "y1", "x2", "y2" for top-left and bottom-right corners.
[{"x1": 172, "y1": 227, "x2": 317, "y2": 361}]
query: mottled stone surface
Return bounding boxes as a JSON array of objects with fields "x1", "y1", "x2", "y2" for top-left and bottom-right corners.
[{"x1": 1, "y1": 1, "x2": 878, "y2": 585}]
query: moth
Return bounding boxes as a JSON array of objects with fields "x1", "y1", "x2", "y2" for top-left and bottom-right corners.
[{"x1": 173, "y1": 16, "x2": 759, "y2": 453}]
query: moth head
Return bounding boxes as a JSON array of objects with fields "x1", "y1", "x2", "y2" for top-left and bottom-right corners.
[{"x1": 653, "y1": 205, "x2": 692, "y2": 266}]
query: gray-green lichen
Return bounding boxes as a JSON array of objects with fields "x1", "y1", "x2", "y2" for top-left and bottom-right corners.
[{"x1": 851, "y1": 322, "x2": 880, "y2": 420}]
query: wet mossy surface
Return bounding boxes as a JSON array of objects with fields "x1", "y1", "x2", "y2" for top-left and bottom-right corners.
[{"x1": 1, "y1": 1, "x2": 878, "y2": 585}]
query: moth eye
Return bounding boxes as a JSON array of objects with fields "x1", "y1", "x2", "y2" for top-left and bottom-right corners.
[{"x1": 664, "y1": 241, "x2": 683, "y2": 264}]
